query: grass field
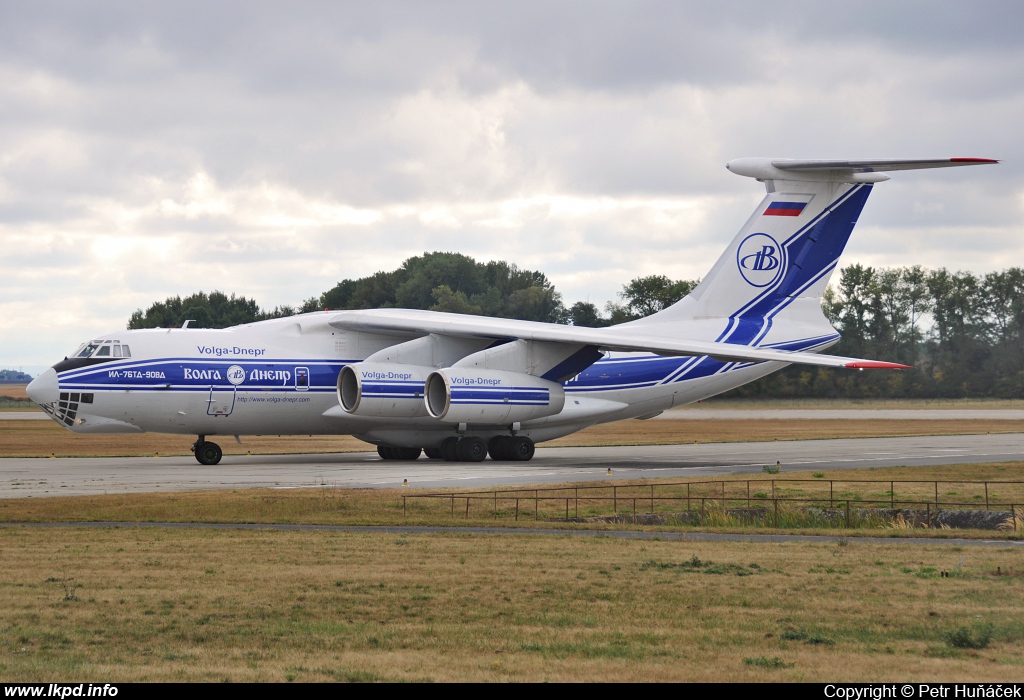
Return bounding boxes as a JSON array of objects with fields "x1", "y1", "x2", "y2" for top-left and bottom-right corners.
[
  {"x1": 1, "y1": 525, "x2": 1022, "y2": 682},
  {"x1": 2, "y1": 462, "x2": 1024, "y2": 681}
]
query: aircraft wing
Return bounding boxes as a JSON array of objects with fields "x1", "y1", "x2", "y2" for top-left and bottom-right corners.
[{"x1": 328, "y1": 309, "x2": 910, "y2": 370}]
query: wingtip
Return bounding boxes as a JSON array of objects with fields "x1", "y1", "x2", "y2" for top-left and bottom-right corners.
[
  {"x1": 843, "y1": 361, "x2": 913, "y2": 370},
  {"x1": 950, "y1": 157, "x2": 1000, "y2": 164}
]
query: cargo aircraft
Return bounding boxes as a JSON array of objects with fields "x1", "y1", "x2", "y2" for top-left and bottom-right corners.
[{"x1": 27, "y1": 157, "x2": 996, "y2": 464}]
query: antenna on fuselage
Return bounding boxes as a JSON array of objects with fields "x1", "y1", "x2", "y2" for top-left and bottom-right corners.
[{"x1": 182, "y1": 320, "x2": 195, "y2": 329}]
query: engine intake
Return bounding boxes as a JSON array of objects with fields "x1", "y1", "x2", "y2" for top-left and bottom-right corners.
[
  {"x1": 425, "y1": 368, "x2": 565, "y2": 424},
  {"x1": 338, "y1": 362, "x2": 431, "y2": 418}
]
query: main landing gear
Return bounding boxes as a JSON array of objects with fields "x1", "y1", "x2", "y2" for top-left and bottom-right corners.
[
  {"x1": 376, "y1": 436, "x2": 536, "y2": 462},
  {"x1": 192, "y1": 436, "x2": 222, "y2": 465},
  {"x1": 377, "y1": 446, "x2": 422, "y2": 461}
]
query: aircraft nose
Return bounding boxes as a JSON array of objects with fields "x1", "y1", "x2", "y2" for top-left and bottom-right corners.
[{"x1": 26, "y1": 367, "x2": 59, "y2": 405}]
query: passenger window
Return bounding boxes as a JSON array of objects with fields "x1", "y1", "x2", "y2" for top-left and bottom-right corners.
[
  {"x1": 113, "y1": 345, "x2": 122, "y2": 357},
  {"x1": 121, "y1": 346, "x2": 131, "y2": 357},
  {"x1": 96, "y1": 346, "x2": 110, "y2": 357}
]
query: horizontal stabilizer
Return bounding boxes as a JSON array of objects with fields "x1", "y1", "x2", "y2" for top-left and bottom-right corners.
[
  {"x1": 772, "y1": 157, "x2": 999, "y2": 172},
  {"x1": 727, "y1": 157, "x2": 998, "y2": 183}
]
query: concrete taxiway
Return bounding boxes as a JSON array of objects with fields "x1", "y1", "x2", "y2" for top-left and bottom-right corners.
[{"x1": 2, "y1": 432, "x2": 1023, "y2": 498}]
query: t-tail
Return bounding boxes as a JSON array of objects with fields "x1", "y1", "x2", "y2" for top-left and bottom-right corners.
[{"x1": 631, "y1": 157, "x2": 998, "y2": 352}]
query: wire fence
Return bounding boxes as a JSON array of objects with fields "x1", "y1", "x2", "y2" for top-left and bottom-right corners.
[{"x1": 401, "y1": 478, "x2": 1024, "y2": 530}]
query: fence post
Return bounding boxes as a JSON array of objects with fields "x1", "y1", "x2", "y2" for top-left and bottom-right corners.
[
  {"x1": 891, "y1": 481, "x2": 894, "y2": 509},
  {"x1": 633, "y1": 498, "x2": 637, "y2": 518},
  {"x1": 515, "y1": 498, "x2": 519, "y2": 521},
  {"x1": 687, "y1": 483, "x2": 691, "y2": 511},
  {"x1": 985, "y1": 482, "x2": 990, "y2": 510},
  {"x1": 830, "y1": 481, "x2": 834, "y2": 509},
  {"x1": 614, "y1": 486, "x2": 617, "y2": 513},
  {"x1": 926, "y1": 502, "x2": 931, "y2": 528},
  {"x1": 935, "y1": 481, "x2": 939, "y2": 504},
  {"x1": 566, "y1": 498, "x2": 569, "y2": 521},
  {"x1": 651, "y1": 484, "x2": 654, "y2": 514},
  {"x1": 494, "y1": 491, "x2": 497, "y2": 519},
  {"x1": 451, "y1": 494, "x2": 454, "y2": 516},
  {"x1": 465, "y1": 498, "x2": 470, "y2": 518},
  {"x1": 774, "y1": 498, "x2": 779, "y2": 528},
  {"x1": 575, "y1": 488, "x2": 579, "y2": 519},
  {"x1": 1014, "y1": 504, "x2": 1017, "y2": 533},
  {"x1": 403, "y1": 496, "x2": 406, "y2": 518},
  {"x1": 747, "y1": 481, "x2": 750, "y2": 508},
  {"x1": 536, "y1": 489, "x2": 539, "y2": 520},
  {"x1": 772, "y1": 480, "x2": 775, "y2": 500},
  {"x1": 845, "y1": 500, "x2": 850, "y2": 529},
  {"x1": 722, "y1": 480, "x2": 725, "y2": 503}
]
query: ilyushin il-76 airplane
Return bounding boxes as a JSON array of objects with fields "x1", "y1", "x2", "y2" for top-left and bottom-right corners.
[{"x1": 27, "y1": 157, "x2": 997, "y2": 465}]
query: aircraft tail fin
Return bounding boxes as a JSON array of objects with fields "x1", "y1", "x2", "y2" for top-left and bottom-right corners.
[{"x1": 632, "y1": 157, "x2": 997, "y2": 348}]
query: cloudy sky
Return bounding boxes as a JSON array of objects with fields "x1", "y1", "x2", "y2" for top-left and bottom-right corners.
[{"x1": 2, "y1": 1, "x2": 1022, "y2": 373}]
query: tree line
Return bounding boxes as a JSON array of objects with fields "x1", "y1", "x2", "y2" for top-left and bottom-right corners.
[
  {"x1": 129, "y1": 254, "x2": 1024, "y2": 398},
  {"x1": 127, "y1": 252, "x2": 697, "y2": 330},
  {"x1": 729, "y1": 265, "x2": 1024, "y2": 399}
]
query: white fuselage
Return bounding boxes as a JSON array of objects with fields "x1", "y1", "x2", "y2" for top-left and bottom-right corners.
[{"x1": 31, "y1": 311, "x2": 836, "y2": 449}]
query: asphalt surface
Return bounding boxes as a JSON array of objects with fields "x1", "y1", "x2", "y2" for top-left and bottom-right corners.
[{"x1": 3, "y1": 432, "x2": 1024, "y2": 498}]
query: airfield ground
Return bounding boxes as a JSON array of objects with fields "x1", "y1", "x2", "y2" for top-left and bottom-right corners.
[
  {"x1": 1, "y1": 515, "x2": 1022, "y2": 682},
  {"x1": 2, "y1": 388, "x2": 1024, "y2": 681}
]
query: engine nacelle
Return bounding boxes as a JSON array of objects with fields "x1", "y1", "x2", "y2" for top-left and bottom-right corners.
[
  {"x1": 337, "y1": 362, "x2": 431, "y2": 418},
  {"x1": 425, "y1": 368, "x2": 565, "y2": 424}
]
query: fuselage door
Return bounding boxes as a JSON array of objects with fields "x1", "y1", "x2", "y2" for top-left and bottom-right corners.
[{"x1": 207, "y1": 386, "x2": 236, "y2": 416}]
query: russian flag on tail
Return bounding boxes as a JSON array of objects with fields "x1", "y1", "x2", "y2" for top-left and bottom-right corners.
[{"x1": 764, "y1": 201, "x2": 807, "y2": 217}]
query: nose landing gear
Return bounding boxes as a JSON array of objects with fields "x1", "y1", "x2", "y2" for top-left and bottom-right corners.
[{"x1": 192, "y1": 436, "x2": 223, "y2": 465}]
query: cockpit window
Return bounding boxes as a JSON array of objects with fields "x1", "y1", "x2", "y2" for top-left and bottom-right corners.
[
  {"x1": 76, "y1": 344, "x2": 100, "y2": 358},
  {"x1": 121, "y1": 345, "x2": 131, "y2": 357},
  {"x1": 96, "y1": 346, "x2": 111, "y2": 357}
]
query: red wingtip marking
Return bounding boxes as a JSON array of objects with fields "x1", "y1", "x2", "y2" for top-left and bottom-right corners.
[
  {"x1": 950, "y1": 157, "x2": 999, "y2": 164},
  {"x1": 844, "y1": 361, "x2": 913, "y2": 370}
]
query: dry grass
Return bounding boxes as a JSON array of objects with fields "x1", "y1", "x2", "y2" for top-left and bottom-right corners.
[
  {"x1": 546, "y1": 419, "x2": 1024, "y2": 447},
  {"x1": 3, "y1": 462, "x2": 1024, "y2": 540},
  {"x1": 1, "y1": 385, "x2": 29, "y2": 400},
  {"x1": 0, "y1": 421, "x2": 371, "y2": 458},
  {"x1": 1, "y1": 526, "x2": 1022, "y2": 682},
  {"x1": 683, "y1": 397, "x2": 1024, "y2": 410},
  {"x1": 4, "y1": 417, "x2": 1023, "y2": 458}
]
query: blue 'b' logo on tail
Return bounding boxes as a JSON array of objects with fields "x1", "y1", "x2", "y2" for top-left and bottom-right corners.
[{"x1": 737, "y1": 233, "x2": 785, "y2": 287}]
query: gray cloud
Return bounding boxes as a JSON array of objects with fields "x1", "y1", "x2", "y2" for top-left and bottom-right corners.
[{"x1": 1, "y1": 1, "x2": 1022, "y2": 368}]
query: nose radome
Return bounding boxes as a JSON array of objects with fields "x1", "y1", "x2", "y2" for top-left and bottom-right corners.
[{"x1": 26, "y1": 367, "x2": 59, "y2": 405}]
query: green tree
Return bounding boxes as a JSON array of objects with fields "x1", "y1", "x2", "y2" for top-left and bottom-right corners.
[
  {"x1": 128, "y1": 291, "x2": 267, "y2": 329},
  {"x1": 567, "y1": 301, "x2": 610, "y2": 327},
  {"x1": 617, "y1": 275, "x2": 699, "y2": 320},
  {"x1": 430, "y1": 285, "x2": 483, "y2": 315}
]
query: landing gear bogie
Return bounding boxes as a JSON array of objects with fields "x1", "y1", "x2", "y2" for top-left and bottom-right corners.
[
  {"x1": 377, "y1": 445, "x2": 422, "y2": 461},
  {"x1": 488, "y1": 435, "x2": 534, "y2": 461}
]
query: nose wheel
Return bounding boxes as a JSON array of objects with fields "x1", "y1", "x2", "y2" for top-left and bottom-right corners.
[{"x1": 192, "y1": 436, "x2": 223, "y2": 465}]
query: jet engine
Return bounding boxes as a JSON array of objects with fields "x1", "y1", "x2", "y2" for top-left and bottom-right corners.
[
  {"x1": 337, "y1": 362, "x2": 432, "y2": 418},
  {"x1": 424, "y1": 368, "x2": 565, "y2": 424}
]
